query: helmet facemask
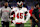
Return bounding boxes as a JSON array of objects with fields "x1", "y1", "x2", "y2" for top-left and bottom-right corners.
[{"x1": 17, "y1": 1, "x2": 23, "y2": 8}]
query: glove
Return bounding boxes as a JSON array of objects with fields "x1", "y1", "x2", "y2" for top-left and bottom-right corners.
[{"x1": 12, "y1": 20, "x2": 16, "y2": 24}]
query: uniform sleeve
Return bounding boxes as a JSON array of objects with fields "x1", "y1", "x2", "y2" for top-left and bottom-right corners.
[
  {"x1": 10, "y1": 8, "x2": 15, "y2": 18},
  {"x1": 24, "y1": 10, "x2": 30, "y2": 22},
  {"x1": 25, "y1": 11, "x2": 30, "y2": 22},
  {"x1": 24, "y1": 8, "x2": 27, "y2": 12},
  {"x1": 8, "y1": 7, "x2": 11, "y2": 18},
  {"x1": 9, "y1": 8, "x2": 11, "y2": 13},
  {"x1": 24, "y1": 8, "x2": 29, "y2": 20}
]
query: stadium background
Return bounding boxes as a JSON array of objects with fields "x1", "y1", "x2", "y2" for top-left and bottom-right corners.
[{"x1": 0, "y1": 0, "x2": 40, "y2": 27}]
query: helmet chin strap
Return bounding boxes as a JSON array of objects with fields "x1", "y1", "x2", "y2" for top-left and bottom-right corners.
[{"x1": 18, "y1": 7, "x2": 22, "y2": 8}]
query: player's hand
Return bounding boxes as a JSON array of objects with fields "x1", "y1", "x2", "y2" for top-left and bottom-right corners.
[
  {"x1": 36, "y1": 20, "x2": 39, "y2": 23},
  {"x1": 12, "y1": 20, "x2": 16, "y2": 24},
  {"x1": 22, "y1": 21, "x2": 26, "y2": 23},
  {"x1": 35, "y1": 19, "x2": 39, "y2": 23}
]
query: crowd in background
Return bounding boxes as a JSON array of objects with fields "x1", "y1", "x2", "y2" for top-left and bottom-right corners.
[{"x1": 0, "y1": 0, "x2": 40, "y2": 10}]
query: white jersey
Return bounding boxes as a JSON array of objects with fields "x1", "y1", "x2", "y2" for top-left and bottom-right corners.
[
  {"x1": 10, "y1": 7, "x2": 30, "y2": 23},
  {"x1": 0, "y1": 6, "x2": 11, "y2": 22}
]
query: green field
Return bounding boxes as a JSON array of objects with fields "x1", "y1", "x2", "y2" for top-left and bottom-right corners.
[{"x1": 0, "y1": 18, "x2": 37, "y2": 27}]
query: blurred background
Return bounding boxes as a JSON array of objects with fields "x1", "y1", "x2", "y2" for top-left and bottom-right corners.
[{"x1": 0, "y1": 0, "x2": 40, "y2": 9}]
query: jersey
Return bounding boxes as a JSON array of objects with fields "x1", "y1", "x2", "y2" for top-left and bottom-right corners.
[
  {"x1": 0, "y1": 6, "x2": 11, "y2": 22},
  {"x1": 10, "y1": 7, "x2": 28, "y2": 23}
]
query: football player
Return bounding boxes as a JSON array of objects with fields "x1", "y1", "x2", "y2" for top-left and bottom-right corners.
[
  {"x1": 0, "y1": 2, "x2": 11, "y2": 27},
  {"x1": 10, "y1": 1, "x2": 30, "y2": 27}
]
